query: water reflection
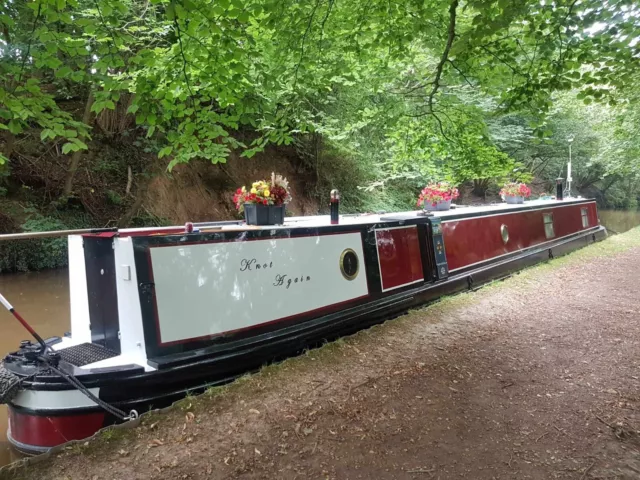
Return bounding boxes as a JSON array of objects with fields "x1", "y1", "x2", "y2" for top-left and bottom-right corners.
[
  {"x1": 0, "y1": 269, "x2": 70, "y2": 466},
  {"x1": 599, "y1": 209, "x2": 640, "y2": 233}
]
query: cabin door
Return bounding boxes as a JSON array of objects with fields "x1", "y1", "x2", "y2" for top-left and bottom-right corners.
[{"x1": 84, "y1": 237, "x2": 122, "y2": 353}]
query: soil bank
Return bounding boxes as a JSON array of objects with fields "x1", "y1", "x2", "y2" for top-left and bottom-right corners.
[{"x1": 2, "y1": 228, "x2": 640, "y2": 480}]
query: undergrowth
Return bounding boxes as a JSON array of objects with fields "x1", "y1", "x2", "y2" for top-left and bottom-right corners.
[{"x1": 0, "y1": 212, "x2": 84, "y2": 272}]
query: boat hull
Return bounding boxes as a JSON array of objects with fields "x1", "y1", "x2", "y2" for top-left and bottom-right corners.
[{"x1": 6, "y1": 221, "x2": 607, "y2": 455}]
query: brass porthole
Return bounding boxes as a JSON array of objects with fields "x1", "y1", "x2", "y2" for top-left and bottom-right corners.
[
  {"x1": 340, "y1": 248, "x2": 360, "y2": 281},
  {"x1": 501, "y1": 224, "x2": 509, "y2": 244}
]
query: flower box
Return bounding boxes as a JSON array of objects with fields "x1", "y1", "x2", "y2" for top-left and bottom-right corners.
[
  {"x1": 504, "y1": 195, "x2": 524, "y2": 204},
  {"x1": 500, "y1": 183, "x2": 531, "y2": 204},
  {"x1": 428, "y1": 199, "x2": 452, "y2": 211},
  {"x1": 233, "y1": 173, "x2": 292, "y2": 226},
  {"x1": 418, "y1": 182, "x2": 459, "y2": 212},
  {"x1": 244, "y1": 204, "x2": 285, "y2": 225}
]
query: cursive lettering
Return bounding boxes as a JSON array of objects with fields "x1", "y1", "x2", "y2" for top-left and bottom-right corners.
[
  {"x1": 273, "y1": 274, "x2": 311, "y2": 289},
  {"x1": 240, "y1": 258, "x2": 273, "y2": 272}
]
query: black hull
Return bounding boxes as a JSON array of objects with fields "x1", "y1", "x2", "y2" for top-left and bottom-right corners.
[{"x1": 7, "y1": 226, "x2": 607, "y2": 455}]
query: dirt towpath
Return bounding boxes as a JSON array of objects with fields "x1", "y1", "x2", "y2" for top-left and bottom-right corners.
[{"x1": 3, "y1": 229, "x2": 640, "y2": 480}]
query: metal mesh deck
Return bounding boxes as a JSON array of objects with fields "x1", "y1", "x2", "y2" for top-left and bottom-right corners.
[{"x1": 59, "y1": 343, "x2": 118, "y2": 367}]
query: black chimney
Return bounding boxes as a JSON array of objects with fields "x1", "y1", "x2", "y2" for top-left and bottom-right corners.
[
  {"x1": 556, "y1": 178, "x2": 563, "y2": 201},
  {"x1": 330, "y1": 189, "x2": 340, "y2": 224}
]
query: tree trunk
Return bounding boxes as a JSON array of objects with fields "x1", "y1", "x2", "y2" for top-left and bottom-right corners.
[
  {"x1": 117, "y1": 175, "x2": 151, "y2": 228},
  {"x1": 472, "y1": 179, "x2": 489, "y2": 197},
  {"x1": 61, "y1": 92, "x2": 94, "y2": 198},
  {"x1": 1, "y1": 131, "x2": 15, "y2": 161}
]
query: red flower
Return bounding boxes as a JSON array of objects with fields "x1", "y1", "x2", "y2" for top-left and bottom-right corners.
[
  {"x1": 417, "y1": 182, "x2": 459, "y2": 208},
  {"x1": 500, "y1": 182, "x2": 531, "y2": 198}
]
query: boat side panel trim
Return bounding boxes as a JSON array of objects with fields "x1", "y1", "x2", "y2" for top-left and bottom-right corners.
[
  {"x1": 11, "y1": 387, "x2": 101, "y2": 410},
  {"x1": 443, "y1": 202, "x2": 596, "y2": 271},
  {"x1": 68, "y1": 235, "x2": 91, "y2": 344},
  {"x1": 148, "y1": 232, "x2": 369, "y2": 346},
  {"x1": 375, "y1": 226, "x2": 425, "y2": 292},
  {"x1": 112, "y1": 237, "x2": 150, "y2": 369},
  {"x1": 84, "y1": 237, "x2": 121, "y2": 353},
  {"x1": 8, "y1": 408, "x2": 106, "y2": 450},
  {"x1": 436, "y1": 199, "x2": 596, "y2": 222},
  {"x1": 448, "y1": 226, "x2": 601, "y2": 273}
]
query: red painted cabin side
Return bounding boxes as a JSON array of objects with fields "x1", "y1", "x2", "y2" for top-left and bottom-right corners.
[{"x1": 441, "y1": 201, "x2": 598, "y2": 272}]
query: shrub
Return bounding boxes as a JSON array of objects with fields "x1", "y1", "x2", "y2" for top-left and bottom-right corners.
[{"x1": 0, "y1": 215, "x2": 70, "y2": 272}]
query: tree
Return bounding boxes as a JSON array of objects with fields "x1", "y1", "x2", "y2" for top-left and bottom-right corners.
[{"x1": 0, "y1": 0, "x2": 639, "y2": 215}]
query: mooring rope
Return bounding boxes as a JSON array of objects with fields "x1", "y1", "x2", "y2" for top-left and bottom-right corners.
[
  {"x1": 0, "y1": 364, "x2": 38, "y2": 404},
  {"x1": 44, "y1": 361, "x2": 138, "y2": 421},
  {"x1": 0, "y1": 360, "x2": 137, "y2": 422}
]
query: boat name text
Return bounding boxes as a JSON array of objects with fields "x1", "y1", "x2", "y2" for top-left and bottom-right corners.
[
  {"x1": 273, "y1": 274, "x2": 312, "y2": 289},
  {"x1": 240, "y1": 258, "x2": 274, "y2": 271}
]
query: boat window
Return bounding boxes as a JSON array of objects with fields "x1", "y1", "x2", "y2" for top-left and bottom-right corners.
[
  {"x1": 543, "y1": 213, "x2": 554, "y2": 239},
  {"x1": 581, "y1": 208, "x2": 589, "y2": 228}
]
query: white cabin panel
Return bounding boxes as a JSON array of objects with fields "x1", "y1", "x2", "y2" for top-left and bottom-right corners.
[
  {"x1": 150, "y1": 232, "x2": 369, "y2": 344},
  {"x1": 68, "y1": 235, "x2": 91, "y2": 343},
  {"x1": 113, "y1": 237, "x2": 149, "y2": 367}
]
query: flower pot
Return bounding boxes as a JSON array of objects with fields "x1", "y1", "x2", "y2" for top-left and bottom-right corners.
[
  {"x1": 423, "y1": 199, "x2": 452, "y2": 211},
  {"x1": 504, "y1": 195, "x2": 524, "y2": 204},
  {"x1": 244, "y1": 204, "x2": 285, "y2": 225}
]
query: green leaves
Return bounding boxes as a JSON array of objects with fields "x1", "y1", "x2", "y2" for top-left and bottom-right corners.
[
  {"x1": 1, "y1": 0, "x2": 638, "y2": 185},
  {"x1": 158, "y1": 146, "x2": 173, "y2": 159},
  {"x1": 54, "y1": 66, "x2": 73, "y2": 79},
  {"x1": 61, "y1": 138, "x2": 88, "y2": 155}
]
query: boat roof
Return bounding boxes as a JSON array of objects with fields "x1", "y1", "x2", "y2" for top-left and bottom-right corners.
[{"x1": 112, "y1": 197, "x2": 595, "y2": 237}]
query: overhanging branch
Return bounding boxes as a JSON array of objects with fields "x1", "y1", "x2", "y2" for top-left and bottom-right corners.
[{"x1": 427, "y1": 0, "x2": 458, "y2": 112}]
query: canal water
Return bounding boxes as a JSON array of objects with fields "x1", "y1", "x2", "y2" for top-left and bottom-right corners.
[
  {"x1": 0, "y1": 270, "x2": 70, "y2": 466},
  {"x1": 598, "y1": 209, "x2": 640, "y2": 234},
  {"x1": 0, "y1": 209, "x2": 638, "y2": 466}
]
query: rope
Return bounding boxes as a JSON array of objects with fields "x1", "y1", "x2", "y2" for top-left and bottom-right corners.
[
  {"x1": 45, "y1": 362, "x2": 138, "y2": 421},
  {"x1": 1, "y1": 357, "x2": 138, "y2": 421},
  {"x1": 0, "y1": 365, "x2": 38, "y2": 404}
]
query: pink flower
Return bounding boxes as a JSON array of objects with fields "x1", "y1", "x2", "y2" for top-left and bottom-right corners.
[{"x1": 417, "y1": 182, "x2": 459, "y2": 207}]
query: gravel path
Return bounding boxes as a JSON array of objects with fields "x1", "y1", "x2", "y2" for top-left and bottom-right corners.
[{"x1": 3, "y1": 231, "x2": 640, "y2": 480}]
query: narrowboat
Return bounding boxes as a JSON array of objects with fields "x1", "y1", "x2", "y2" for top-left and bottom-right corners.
[{"x1": 0, "y1": 196, "x2": 606, "y2": 455}]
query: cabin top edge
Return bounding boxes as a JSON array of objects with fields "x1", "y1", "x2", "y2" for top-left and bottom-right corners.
[{"x1": 76, "y1": 197, "x2": 597, "y2": 240}]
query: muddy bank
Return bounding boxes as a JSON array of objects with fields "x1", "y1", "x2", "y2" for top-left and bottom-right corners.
[{"x1": 2, "y1": 228, "x2": 640, "y2": 480}]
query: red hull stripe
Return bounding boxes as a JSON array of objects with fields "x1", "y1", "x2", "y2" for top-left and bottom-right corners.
[
  {"x1": 442, "y1": 202, "x2": 597, "y2": 271},
  {"x1": 376, "y1": 226, "x2": 424, "y2": 292},
  {"x1": 8, "y1": 408, "x2": 106, "y2": 449}
]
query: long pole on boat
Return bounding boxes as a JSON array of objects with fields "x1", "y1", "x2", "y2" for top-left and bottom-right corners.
[
  {"x1": 0, "y1": 227, "x2": 118, "y2": 241},
  {"x1": 0, "y1": 219, "x2": 245, "y2": 242},
  {"x1": 0, "y1": 293, "x2": 48, "y2": 352},
  {"x1": 564, "y1": 136, "x2": 574, "y2": 199}
]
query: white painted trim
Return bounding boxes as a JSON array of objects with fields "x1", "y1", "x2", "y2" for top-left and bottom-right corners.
[
  {"x1": 113, "y1": 237, "x2": 149, "y2": 368},
  {"x1": 449, "y1": 227, "x2": 599, "y2": 273},
  {"x1": 440, "y1": 201, "x2": 596, "y2": 224},
  {"x1": 0, "y1": 293, "x2": 13, "y2": 311},
  {"x1": 82, "y1": 354, "x2": 157, "y2": 372},
  {"x1": 374, "y1": 225, "x2": 425, "y2": 293},
  {"x1": 68, "y1": 235, "x2": 91, "y2": 343},
  {"x1": 12, "y1": 388, "x2": 101, "y2": 410},
  {"x1": 375, "y1": 224, "x2": 420, "y2": 232}
]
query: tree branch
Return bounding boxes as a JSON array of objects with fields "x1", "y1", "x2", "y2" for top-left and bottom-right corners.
[
  {"x1": 172, "y1": 12, "x2": 198, "y2": 126},
  {"x1": 427, "y1": 0, "x2": 458, "y2": 112},
  {"x1": 293, "y1": 0, "x2": 323, "y2": 87},
  {"x1": 447, "y1": 59, "x2": 473, "y2": 87},
  {"x1": 319, "y1": 0, "x2": 335, "y2": 42},
  {"x1": 13, "y1": 2, "x2": 42, "y2": 92}
]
